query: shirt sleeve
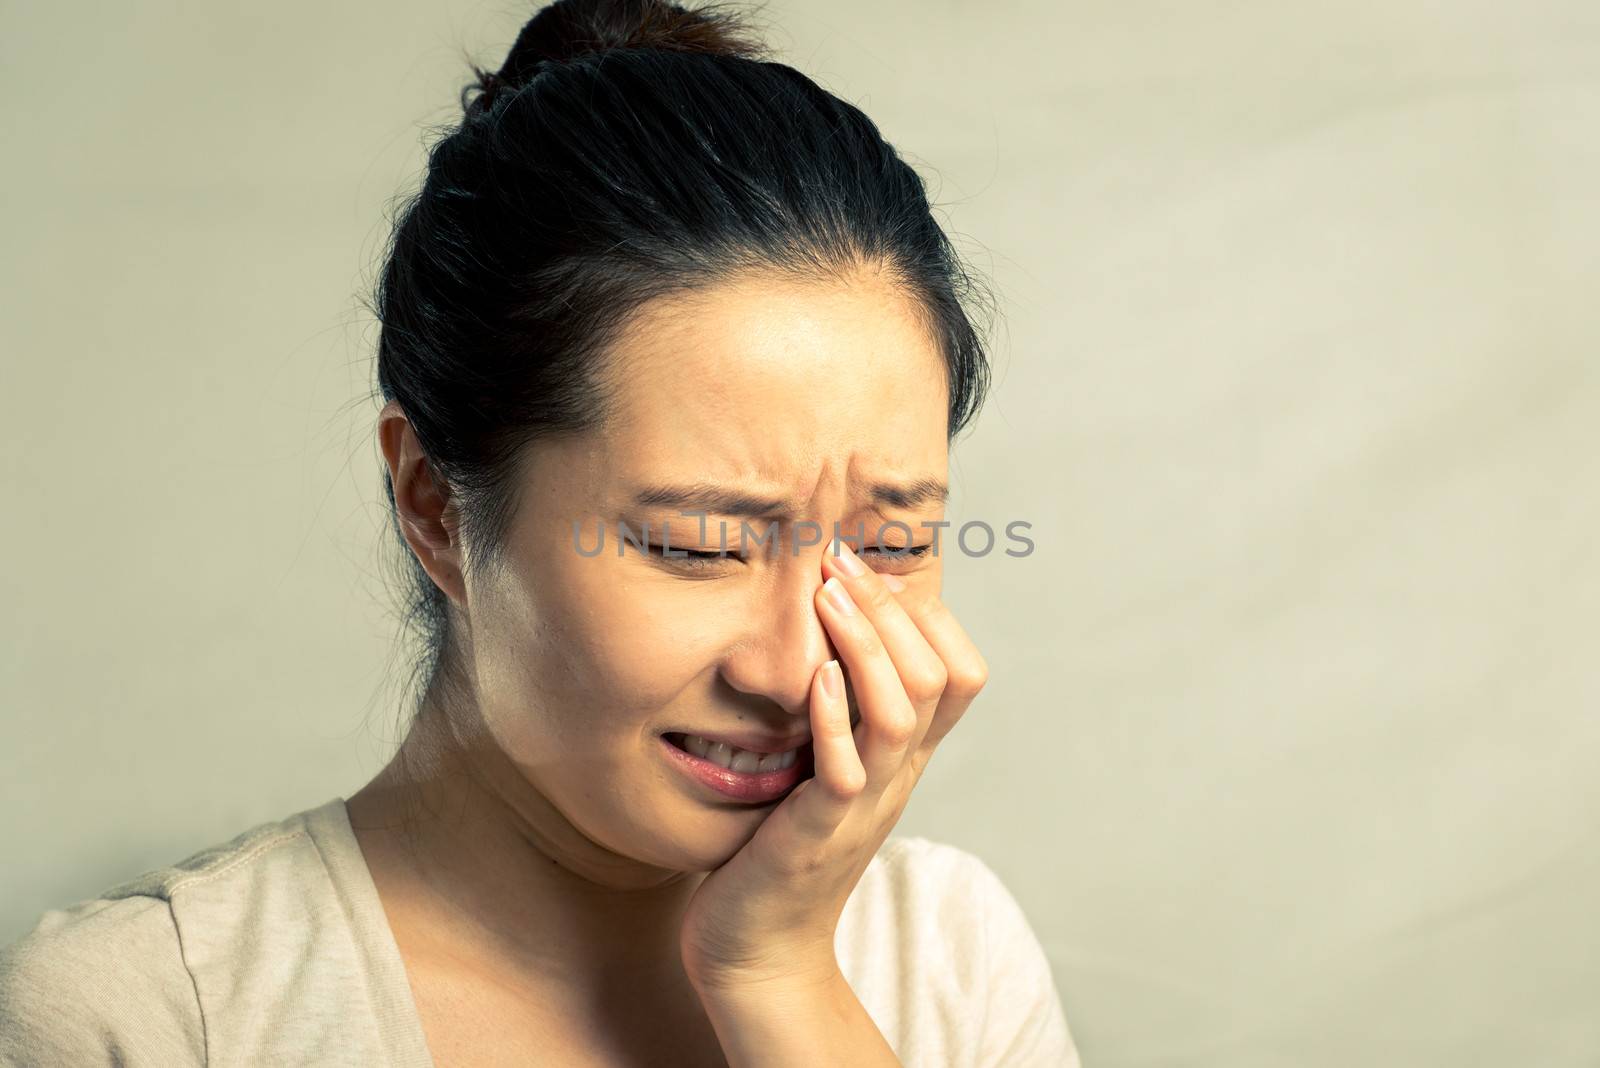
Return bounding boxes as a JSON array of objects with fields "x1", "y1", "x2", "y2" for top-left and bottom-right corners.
[
  {"x1": 965, "y1": 854, "x2": 1082, "y2": 1068},
  {"x1": 0, "y1": 894, "x2": 206, "y2": 1067}
]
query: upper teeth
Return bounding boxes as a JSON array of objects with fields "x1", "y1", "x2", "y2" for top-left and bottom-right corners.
[{"x1": 680, "y1": 734, "x2": 800, "y2": 773}]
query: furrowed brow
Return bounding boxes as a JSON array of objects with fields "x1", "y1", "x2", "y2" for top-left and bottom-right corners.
[
  {"x1": 629, "y1": 476, "x2": 948, "y2": 518},
  {"x1": 630, "y1": 482, "x2": 790, "y2": 519},
  {"x1": 868, "y1": 476, "x2": 948, "y2": 510}
]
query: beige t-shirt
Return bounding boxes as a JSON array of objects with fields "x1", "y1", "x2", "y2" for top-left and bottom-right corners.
[{"x1": 0, "y1": 797, "x2": 1078, "y2": 1066}]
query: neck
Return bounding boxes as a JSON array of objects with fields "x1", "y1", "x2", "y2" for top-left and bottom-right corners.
[{"x1": 345, "y1": 700, "x2": 708, "y2": 1001}]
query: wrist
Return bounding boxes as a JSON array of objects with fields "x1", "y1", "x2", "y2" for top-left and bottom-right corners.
[
  {"x1": 685, "y1": 950, "x2": 843, "y2": 1000},
  {"x1": 689, "y1": 963, "x2": 901, "y2": 1067}
]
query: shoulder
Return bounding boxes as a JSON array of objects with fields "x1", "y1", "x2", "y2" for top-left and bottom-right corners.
[
  {"x1": 0, "y1": 799, "x2": 347, "y2": 1067},
  {"x1": 0, "y1": 889, "x2": 204, "y2": 1064},
  {"x1": 838, "y1": 835, "x2": 1081, "y2": 1067},
  {"x1": 869, "y1": 833, "x2": 1007, "y2": 893},
  {"x1": 100, "y1": 801, "x2": 325, "y2": 903},
  {"x1": 841, "y1": 836, "x2": 991, "y2": 984},
  {"x1": 844, "y1": 833, "x2": 1032, "y2": 950}
]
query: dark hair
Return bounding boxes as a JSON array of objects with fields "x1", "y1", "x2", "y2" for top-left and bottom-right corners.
[{"x1": 367, "y1": 0, "x2": 997, "y2": 744}]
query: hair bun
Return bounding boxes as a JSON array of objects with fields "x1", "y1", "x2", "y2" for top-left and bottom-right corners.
[{"x1": 465, "y1": 0, "x2": 771, "y2": 118}]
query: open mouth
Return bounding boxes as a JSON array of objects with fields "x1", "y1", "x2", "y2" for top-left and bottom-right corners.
[
  {"x1": 660, "y1": 706, "x2": 859, "y2": 781},
  {"x1": 664, "y1": 732, "x2": 812, "y2": 773},
  {"x1": 660, "y1": 732, "x2": 813, "y2": 804}
]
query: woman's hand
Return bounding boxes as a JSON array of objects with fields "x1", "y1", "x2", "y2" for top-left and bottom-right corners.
[{"x1": 677, "y1": 536, "x2": 990, "y2": 992}]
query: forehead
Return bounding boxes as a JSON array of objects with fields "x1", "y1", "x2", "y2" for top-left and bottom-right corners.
[{"x1": 593, "y1": 271, "x2": 950, "y2": 501}]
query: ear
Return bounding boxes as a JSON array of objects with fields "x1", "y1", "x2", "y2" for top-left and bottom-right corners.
[{"x1": 379, "y1": 399, "x2": 467, "y2": 606}]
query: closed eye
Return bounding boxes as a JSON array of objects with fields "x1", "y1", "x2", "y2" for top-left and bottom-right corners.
[
  {"x1": 859, "y1": 543, "x2": 934, "y2": 568},
  {"x1": 640, "y1": 543, "x2": 742, "y2": 570},
  {"x1": 637, "y1": 541, "x2": 934, "y2": 572}
]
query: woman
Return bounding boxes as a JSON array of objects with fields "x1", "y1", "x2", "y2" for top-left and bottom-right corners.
[{"x1": 0, "y1": 1, "x2": 1078, "y2": 1064}]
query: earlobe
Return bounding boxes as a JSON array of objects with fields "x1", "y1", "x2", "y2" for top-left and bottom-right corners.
[{"x1": 408, "y1": 527, "x2": 468, "y2": 608}]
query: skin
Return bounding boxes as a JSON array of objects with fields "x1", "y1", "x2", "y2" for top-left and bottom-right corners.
[{"x1": 346, "y1": 265, "x2": 984, "y2": 1064}]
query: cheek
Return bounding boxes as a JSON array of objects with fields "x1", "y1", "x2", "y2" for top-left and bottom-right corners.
[
  {"x1": 486, "y1": 568, "x2": 731, "y2": 745},
  {"x1": 566, "y1": 588, "x2": 726, "y2": 707}
]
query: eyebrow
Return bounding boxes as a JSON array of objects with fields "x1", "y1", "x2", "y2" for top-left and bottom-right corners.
[{"x1": 630, "y1": 477, "x2": 948, "y2": 518}]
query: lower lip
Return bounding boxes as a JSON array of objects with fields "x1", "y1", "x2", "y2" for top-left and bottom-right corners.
[{"x1": 659, "y1": 734, "x2": 811, "y2": 804}]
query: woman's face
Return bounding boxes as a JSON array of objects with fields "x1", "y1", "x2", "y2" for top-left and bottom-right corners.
[{"x1": 458, "y1": 269, "x2": 950, "y2": 875}]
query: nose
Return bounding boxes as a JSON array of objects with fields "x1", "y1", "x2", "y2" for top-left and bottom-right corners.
[{"x1": 717, "y1": 566, "x2": 837, "y2": 720}]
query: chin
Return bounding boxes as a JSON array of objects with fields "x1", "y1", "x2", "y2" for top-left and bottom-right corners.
[{"x1": 652, "y1": 811, "x2": 766, "y2": 872}]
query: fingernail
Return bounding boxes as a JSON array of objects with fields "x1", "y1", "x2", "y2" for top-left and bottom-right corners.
[
  {"x1": 823, "y1": 576, "x2": 856, "y2": 615},
  {"x1": 821, "y1": 659, "x2": 843, "y2": 699},
  {"x1": 832, "y1": 538, "x2": 866, "y2": 577},
  {"x1": 882, "y1": 573, "x2": 906, "y2": 592}
]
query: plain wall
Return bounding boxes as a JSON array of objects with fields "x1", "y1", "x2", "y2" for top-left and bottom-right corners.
[{"x1": 3, "y1": 2, "x2": 1597, "y2": 1064}]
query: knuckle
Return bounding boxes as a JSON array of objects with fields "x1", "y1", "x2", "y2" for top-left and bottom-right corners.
[
  {"x1": 827, "y1": 767, "x2": 868, "y2": 798},
  {"x1": 819, "y1": 717, "x2": 854, "y2": 742},
  {"x1": 778, "y1": 845, "x2": 828, "y2": 879},
  {"x1": 879, "y1": 704, "x2": 919, "y2": 743},
  {"x1": 853, "y1": 628, "x2": 884, "y2": 661},
  {"x1": 948, "y1": 655, "x2": 988, "y2": 697},
  {"x1": 856, "y1": 576, "x2": 895, "y2": 612},
  {"x1": 905, "y1": 661, "x2": 949, "y2": 701}
]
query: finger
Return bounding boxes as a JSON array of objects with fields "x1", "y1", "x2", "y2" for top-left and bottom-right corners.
[
  {"x1": 876, "y1": 584, "x2": 990, "y2": 771},
  {"x1": 822, "y1": 540, "x2": 949, "y2": 753},
  {"x1": 793, "y1": 658, "x2": 863, "y2": 836},
  {"x1": 815, "y1": 574, "x2": 919, "y2": 795}
]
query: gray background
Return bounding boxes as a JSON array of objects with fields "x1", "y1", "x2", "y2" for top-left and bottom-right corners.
[{"x1": 3, "y1": 2, "x2": 1597, "y2": 1065}]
